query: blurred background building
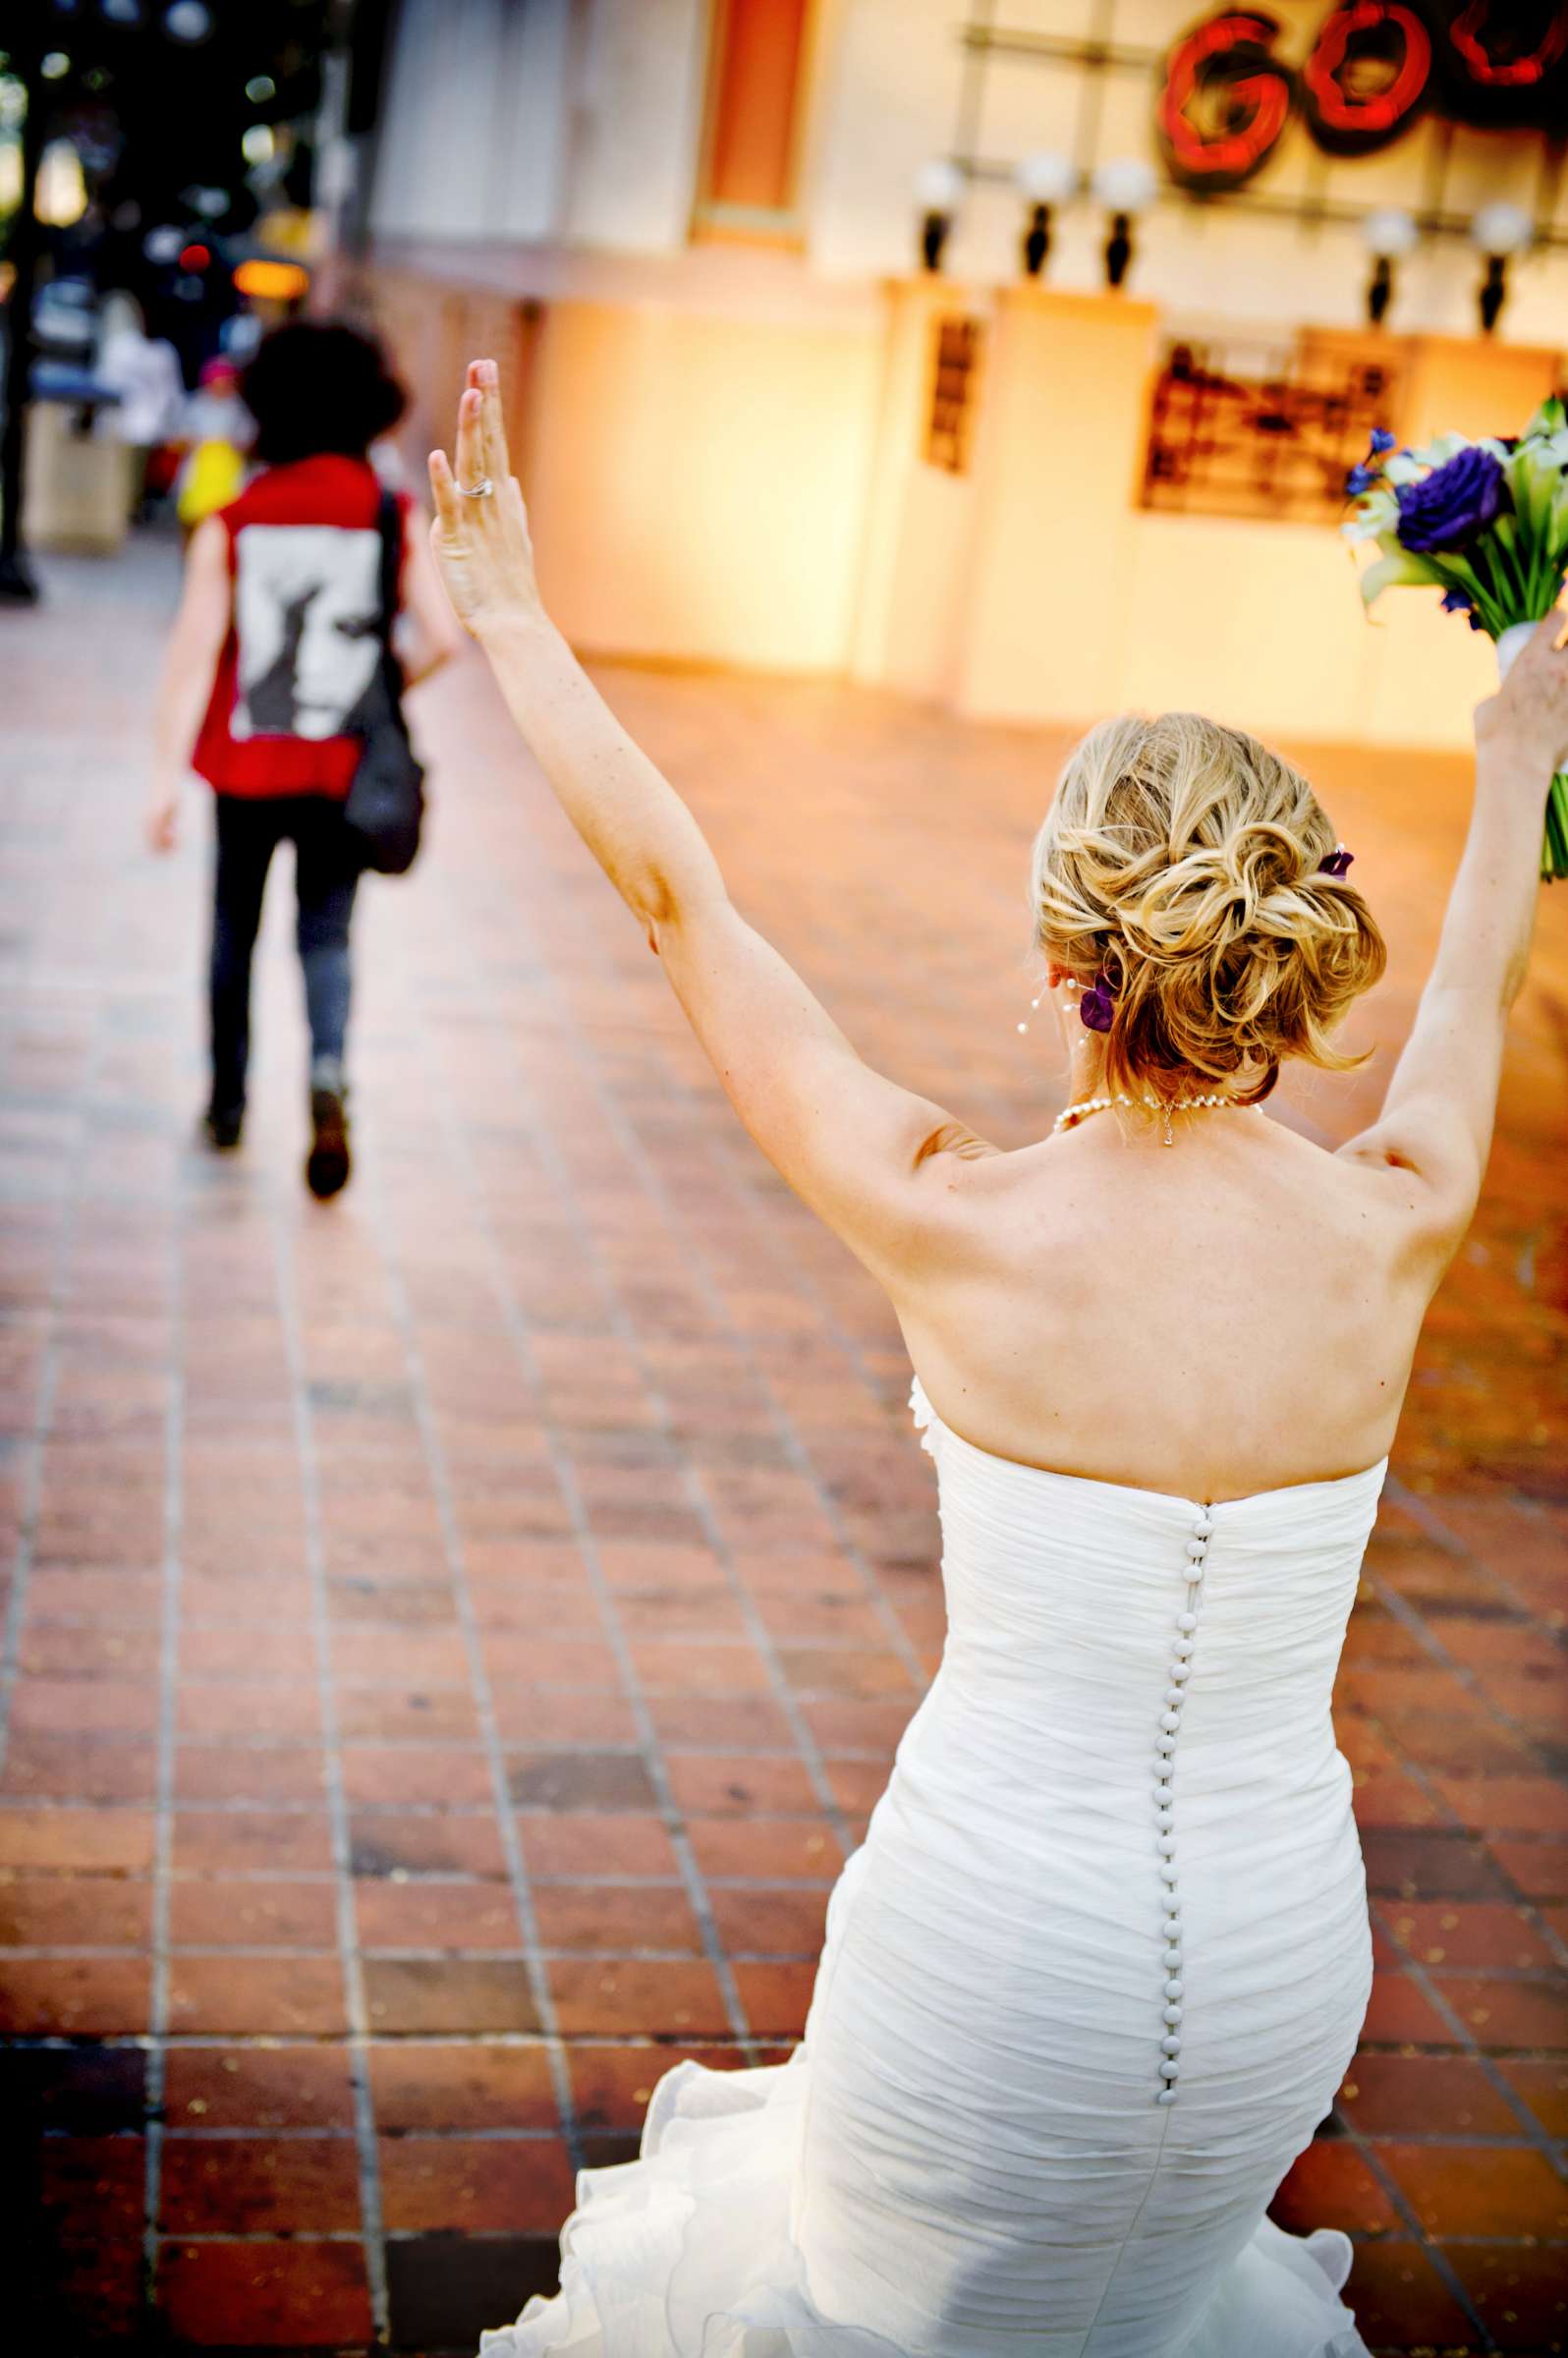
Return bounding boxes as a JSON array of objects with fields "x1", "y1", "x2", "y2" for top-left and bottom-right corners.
[
  {"x1": 6, "y1": 1, "x2": 1568, "y2": 738},
  {"x1": 364, "y1": 1, "x2": 1568, "y2": 750}
]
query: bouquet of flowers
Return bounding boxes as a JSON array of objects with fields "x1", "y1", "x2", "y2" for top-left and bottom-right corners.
[{"x1": 1344, "y1": 397, "x2": 1568, "y2": 880}]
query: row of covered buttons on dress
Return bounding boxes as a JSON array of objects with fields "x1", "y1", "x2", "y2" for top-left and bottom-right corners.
[{"x1": 1152, "y1": 1504, "x2": 1211, "y2": 2105}]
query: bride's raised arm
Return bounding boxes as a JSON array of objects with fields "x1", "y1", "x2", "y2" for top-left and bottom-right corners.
[
  {"x1": 428, "y1": 361, "x2": 985, "y2": 1279},
  {"x1": 1337, "y1": 614, "x2": 1568, "y2": 1255}
]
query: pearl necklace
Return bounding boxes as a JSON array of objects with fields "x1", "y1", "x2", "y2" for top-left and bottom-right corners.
[{"x1": 1052, "y1": 1093, "x2": 1256, "y2": 1147}]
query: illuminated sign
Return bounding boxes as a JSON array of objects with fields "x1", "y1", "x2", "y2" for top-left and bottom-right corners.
[
  {"x1": 1157, "y1": 15, "x2": 1295, "y2": 193},
  {"x1": 1158, "y1": 3, "x2": 1568, "y2": 188},
  {"x1": 233, "y1": 258, "x2": 310, "y2": 303},
  {"x1": 1301, "y1": 4, "x2": 1431, "y2": 155},
  {"x1": 1441, "y1": 0, "x2": 1568, "y2": 110}
]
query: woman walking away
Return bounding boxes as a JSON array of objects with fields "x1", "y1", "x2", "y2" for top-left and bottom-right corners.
[
  {"x1": 147, "y1": 320, "x2": 462, "y2": 1197},
  {"x1": 428, "y1": 363, "x2": 1566, "y2": 2358}
]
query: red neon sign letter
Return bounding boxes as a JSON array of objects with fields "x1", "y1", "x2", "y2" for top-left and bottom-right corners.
[
  {"x1": 1157, "y1": 11, "x2": 1294, "y2": 191},
  {"x1": 1448, "y1": 0, "x2": 1568, "y2": 88},
  {"x1": 1301, "y1": 1, "x2": 1432, "y2": 152}
]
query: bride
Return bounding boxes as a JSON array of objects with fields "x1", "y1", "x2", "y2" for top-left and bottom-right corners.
[{"x1": 428, "y1": 364, "x2": 1565, "y2": 2357}]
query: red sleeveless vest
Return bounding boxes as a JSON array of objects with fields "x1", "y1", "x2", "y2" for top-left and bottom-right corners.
[{"x1": 193, "y1": 454, "x2": 408, "y2": 799}]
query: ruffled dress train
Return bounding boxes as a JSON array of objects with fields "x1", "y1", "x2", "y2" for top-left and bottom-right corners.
[{"x1": 481, "y1": 1380, "x2": 1382, "y2": 2357}]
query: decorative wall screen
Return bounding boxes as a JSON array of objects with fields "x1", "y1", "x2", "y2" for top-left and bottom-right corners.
[
  {"x1": 926, "y1": 316, "x2": 984, "y2": 474},
  {"x1": 1141, "y1": 339, "x2": 1404, "y2": 524}
]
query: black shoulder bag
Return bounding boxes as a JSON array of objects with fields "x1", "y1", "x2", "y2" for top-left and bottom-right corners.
[{"x1": 343, "y1": 488, "x2": 426, "y2": 875}]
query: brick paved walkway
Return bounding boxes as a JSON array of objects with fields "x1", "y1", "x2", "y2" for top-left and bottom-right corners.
[{"x1": 3, "y1": 536, "x2": 1566, "y2": 2355}]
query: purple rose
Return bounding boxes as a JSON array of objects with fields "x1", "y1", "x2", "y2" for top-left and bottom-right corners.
[{"x1": 1395, "y1": 445, "x2": 1505, "y2": 553}]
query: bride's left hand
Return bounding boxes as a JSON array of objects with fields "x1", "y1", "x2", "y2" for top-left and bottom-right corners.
[{"x1": 428, "y1": 359, "x2": 541, "y2": 637}]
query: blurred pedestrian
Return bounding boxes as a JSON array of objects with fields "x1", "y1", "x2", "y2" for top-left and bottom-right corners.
[
  {"x1": 147, "y1": 320, "x2": 463, "y2": 1197},
  {"x1": 94, "y1": 292, "x2": 184, "y2": 522},
  {"x1": 174, "y1": 356, "x2": 252, "y2": 536}
]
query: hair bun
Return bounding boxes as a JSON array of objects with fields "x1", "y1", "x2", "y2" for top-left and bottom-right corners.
[{"x1": 1033, "y1": 713, "x2": 1385, "y2": 1101}]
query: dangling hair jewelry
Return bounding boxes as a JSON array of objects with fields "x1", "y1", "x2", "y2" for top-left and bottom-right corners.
[
  {"x1": 1018, "y1": 968, "x2": 1117, "y2": 1037},
  {"x1": 1319, "y1": 845, "x2": 1354, "y2": 877}
]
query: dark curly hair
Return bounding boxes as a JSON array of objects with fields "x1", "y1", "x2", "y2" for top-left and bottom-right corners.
[{"x1": 240, "y1": 320, "x2": 407, "y2": 467}]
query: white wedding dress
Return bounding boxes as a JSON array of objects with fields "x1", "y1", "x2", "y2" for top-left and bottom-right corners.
[{"x1": 484, "y1": 1376, "x2": 1385, "y2": 2357}]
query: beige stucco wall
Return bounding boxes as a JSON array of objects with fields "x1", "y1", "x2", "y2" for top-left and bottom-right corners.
[
  {"x1": 517, "y1": 300, "x2": 886, "y2": 673},
  {"x1": 942, "y1": 293, "x2": 1558, "y2": 748},
  {"x1": 374, "y1": 254, "x2": 1562, "y2": 749}
]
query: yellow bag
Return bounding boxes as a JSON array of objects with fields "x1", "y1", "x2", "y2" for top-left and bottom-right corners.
[{"x1": 177, "y1": 438, "x2": 246, "y2": 527}]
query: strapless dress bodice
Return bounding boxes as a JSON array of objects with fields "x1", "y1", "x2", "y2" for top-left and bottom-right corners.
[{"x1": 903, "y1": 1371, "x2": 1386, "y2": 1822}]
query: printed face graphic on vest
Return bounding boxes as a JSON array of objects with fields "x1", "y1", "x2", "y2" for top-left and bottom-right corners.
[{"x1": 233, "y1": 524, "x2": 380, "y2": 741}]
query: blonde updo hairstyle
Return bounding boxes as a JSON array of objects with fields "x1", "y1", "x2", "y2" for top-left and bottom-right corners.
[{"x1": 1032, "y1": 712, "x2": 1385, "y2": 1108}]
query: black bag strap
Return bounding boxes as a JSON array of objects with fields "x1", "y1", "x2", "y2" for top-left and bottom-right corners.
[
  {"x1": 367, "y1": 485, "x2": 412, "y2": 738},
  {"x1": 373, "y1": 486, "x2": 402, "y2": 649}
]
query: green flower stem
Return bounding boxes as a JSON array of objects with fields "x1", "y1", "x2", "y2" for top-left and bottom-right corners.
[
  {"x1": 1442, "y1": 554, "x2": 1509, "y2": 636},
  {"x1": 1485, "y1": 529, "x2": 1531, "y2": 610},
  {"x1": 1544, "y1": 770, "x2": 1568, "y2": 885}
]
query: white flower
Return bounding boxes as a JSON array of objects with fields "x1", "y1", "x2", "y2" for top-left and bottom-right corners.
[
  {"x1": 1521, "y1": 427, "x2": 1568, "y2": 471},
  {"x1": 1357, "y1": 537, "x2": 1444, "y2": 608},
  {"x1": 1427, "y1": 431, "x2": 1481, "y2": 464},
  {"x1": 1341, "y1": 487, "x2": 1398, "y2": 542},
  {"x1": 1504, "y1": 435, "x2": 1568, "y2": 556}
]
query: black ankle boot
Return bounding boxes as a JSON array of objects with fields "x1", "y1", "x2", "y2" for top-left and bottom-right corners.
[
  {"x1": 306, "y1": 1082, "x2": 351, "y2": 1199},
  {"x1": 202, "y1": 1104, "x2": 244, "y2": 1151}
]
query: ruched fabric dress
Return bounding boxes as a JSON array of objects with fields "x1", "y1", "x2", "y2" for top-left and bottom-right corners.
[{"x1": 482, "y1": 1376, "x2": 1385, "y2": 2358}]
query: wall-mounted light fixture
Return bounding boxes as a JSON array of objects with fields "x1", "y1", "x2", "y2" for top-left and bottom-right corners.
[
  {"x1": 1360, "y1": 207, "x2": 1417, "y2": 328},
  {"x1": 914, "y1": 160, "x2": 965, "y2": 275},
  {"x1": 1470, "y1": 201, "x2": 1532, "y2": 336},
  {"x1": 1015, "y1": 151, "x2": 1078, "y2": 279},
  {"x1": 1092, "y1": 158, "x2": 1157, "y2": 291}
]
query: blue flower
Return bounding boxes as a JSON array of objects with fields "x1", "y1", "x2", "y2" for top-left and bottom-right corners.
[
  {"x1": 1439, "y1": 586, "x2": 1484, "y2": 634},
  {"x1": 1395, "y1": 445, "x2": 1506, "y2": 552},
  {"x1": 1345, "y1": 428, "x2": 1397, "y2": 500}
]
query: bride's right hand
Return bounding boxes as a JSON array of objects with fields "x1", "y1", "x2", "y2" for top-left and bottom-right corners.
[
  {"x1": 427, "y1": 359, "x2": 543, "y2": 639},
  {"x1": 1475, "y1": 612, "x2": 1568, "y2": 779}
]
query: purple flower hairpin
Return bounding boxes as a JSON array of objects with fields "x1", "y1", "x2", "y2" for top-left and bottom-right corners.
[
  {"x1": 1080, "y1": 971, "x2": 1117, "y2": 1032},
  {"x1": 1319, "y1": 846, "x2": 1355, "y2": 878}
]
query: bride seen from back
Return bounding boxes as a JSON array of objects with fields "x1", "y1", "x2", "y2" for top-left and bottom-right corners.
[{"x1": 427, "y1": 362, "x2": 1566, "y2": 2358}]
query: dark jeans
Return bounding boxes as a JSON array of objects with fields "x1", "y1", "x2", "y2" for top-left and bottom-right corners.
[{"x1": 209, "y1": 793, "x2": 360, "y2": 1119}]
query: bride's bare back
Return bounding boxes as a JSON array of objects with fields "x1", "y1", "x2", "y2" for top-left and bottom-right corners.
[
  {"x1": 428, "y1": 360, "x2": 1568, "y2": 1511},
  {"x1": 895, "y1": 1114, "x2": 1435, "y2": 1500}
]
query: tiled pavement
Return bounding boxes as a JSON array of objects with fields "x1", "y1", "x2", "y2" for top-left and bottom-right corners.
[{"x1": 2, "y1": 534, "x2": 1566, "y2": 2355}]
